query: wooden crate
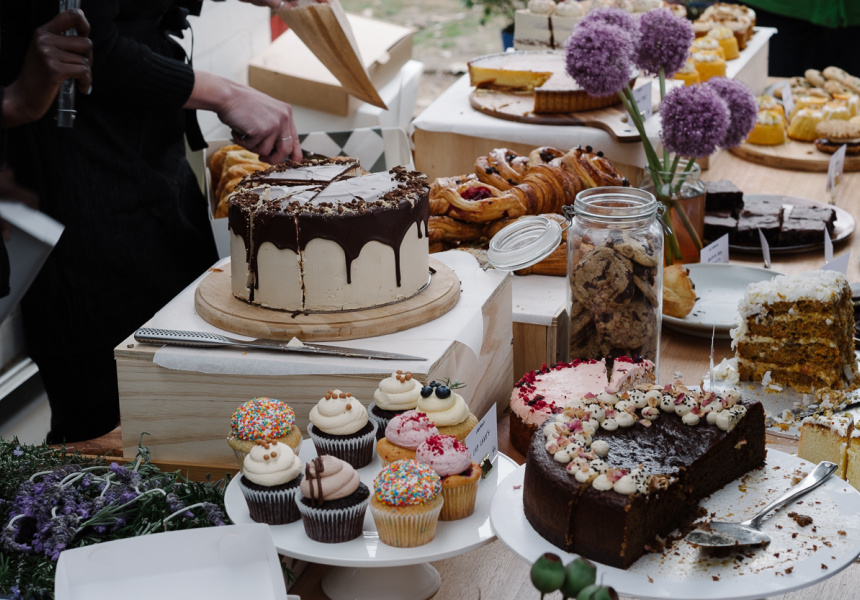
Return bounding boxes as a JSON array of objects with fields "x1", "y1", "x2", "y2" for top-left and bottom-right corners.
[
  {"x1": 115, "y1": 276, "x2": 513, "y2": 465},
  {"x1": 512, "y1": 305, "x2": 568, "y2": 381}
]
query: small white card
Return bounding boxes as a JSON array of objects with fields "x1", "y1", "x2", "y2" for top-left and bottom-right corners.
[
  {"x1": 823, "y1": 252, "x2": 850, "y2": 275},
  {"x1": 632, "y1": 80, "x2": 653, "y2": 121},
  {"x1": 781, "y1": 82, "x2": 794, "y2": 120},
  {"x1": 825, "y1": 228, "x2": 834, "y2": 263},
  {"x1": 757, "y1": 228, "x2": 771, "y2": 268},
  {"x1": 826, "y1": 144, "x2": 847, "y2": 194},
  {"x1": 700, "y1": 234, "x2": 729, "y2": 264},
  {"x1": 465, "y1": 403, "x2": 498, "y2": 464}
]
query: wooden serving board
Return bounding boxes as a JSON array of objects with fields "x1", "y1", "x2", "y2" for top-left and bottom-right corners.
[
  {"x1": 194, "y1": 257, "x2": 460, "y2": 342},
  {"x1": 730, "y1": 139, "x2": 860, "y2": 172}
]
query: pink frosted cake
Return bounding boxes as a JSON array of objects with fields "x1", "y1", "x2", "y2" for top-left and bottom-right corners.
[{"x1": 509, "y1": 357, "x2": 656, "y2": 455}]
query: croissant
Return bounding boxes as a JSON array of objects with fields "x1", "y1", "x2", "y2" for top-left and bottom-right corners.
[
  {"x1": 475, "y1": 148, "x2": 530, "y2": 190},
  {"x1": 429, "y1": 174, "x2": 475, "y2": 216},
  {"x1": 528, "y1": 146, "x2": 566, "y2": 167},
  {"x1": 215, "y1": 162, "x2": 267, "y2": 203},
  {"x1": 433, "y1": 179, "x2": 526, "y2": 223},
  {"x1": 558, "y1": 146, "x2": 630, "y2": 188},
  {"x1": 429, "y1": 215, "x2": 488, "y2": 244},
  {"x1": 511, "y1": 164, "x2": 585, "y2": 215},
  {"x1": 209, "y1": 144, "x2": 244, "y2": 185}
]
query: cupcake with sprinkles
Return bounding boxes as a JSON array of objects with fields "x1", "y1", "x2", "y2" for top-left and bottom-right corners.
[
  {"x1": 415, "y1": 434, "x2": 481, "y2": 521},
  {"x1": 376, "y1": 410, "x2": 439, "y2": 466},
  {"x1": 228, "y1": 397, "x2": 302, "y2": 469},
  {"x1": 370, "y1": 459, "x2": 444, "y2": 547},
  {"x1": 308, "y1": 390, "x2": 377, "y2": 469},
  {"x1": 368, "y1": 370, "x2": 424, "y2": 440},
  {"x1": 238, "y1": 438, "x2": 303, "y2": 524},
  {"x1": 296, "y1": 455, "x2": 370, "y2": 543}
]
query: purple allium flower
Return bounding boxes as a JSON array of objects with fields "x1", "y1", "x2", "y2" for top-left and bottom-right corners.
[
  {"x1": 581, "y1": 7, "x2": 640, "y2": 37},
  {"x1": 635, "y1": 8, "x2": 694, "y2": 77},
  {"x1": 565, "y1": 20, "x2": 635, "y2": 97},
  {"x1": 704, "y1": 77, "x2": 758, "y2": 148},
  {"x1": 660, "y1": 84, "x2": 730, "y2": 158}
]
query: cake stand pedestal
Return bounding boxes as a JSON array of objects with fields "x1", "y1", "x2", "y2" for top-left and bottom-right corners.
[{"x1": 225, "y1": 445, "x2": 518, "y2": 600}]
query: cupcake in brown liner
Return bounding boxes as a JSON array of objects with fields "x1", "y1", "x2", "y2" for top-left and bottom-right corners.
[
  {"x1": 369, "y1": 459, "x2": 444, "y2": 547},
  {"x1": 417, "y1": 380, "x2": 478, "y2": 442},
  {"x1": 227, "y1": 397, "x2": 302, "y2": 470},
  {"x1": 376, "y1": 410, "x2": 439, "y2": 466},
  {"x1": 368, "y1": 370, "x2": 424, "y2": 440},
  {"x1": 415, "y1": 434, "x2": 480, "y2": 521},
  {"x1": 307, "y1": 390, "x2": 377, "y2": 469},
  {"x1": 296, "y1": 455, "x2": 370, "y2": 543},
  {"x1": 238, "y1": 438, "x2": 303, "y2": 525}
]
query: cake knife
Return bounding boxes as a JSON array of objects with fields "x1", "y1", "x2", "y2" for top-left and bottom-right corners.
[{"x1": 133, "y1": 328, "x2": 426, "y2": 361}]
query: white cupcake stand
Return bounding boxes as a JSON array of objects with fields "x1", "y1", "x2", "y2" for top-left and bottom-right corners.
[{"x1": 225, "y1": 443, "x2": 518, "y2": 599}]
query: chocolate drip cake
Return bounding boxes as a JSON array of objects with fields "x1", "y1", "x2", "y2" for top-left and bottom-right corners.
[
  {"x1": 522, "y1": 383, "x2": 766, "y2": 568},
  {"x1": 227, "y1": 159, "x2": 430, "y2": 312}
]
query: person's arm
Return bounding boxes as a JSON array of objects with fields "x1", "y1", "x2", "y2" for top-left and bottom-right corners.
[{"x1": 0, "y1": 9, "x2": 92, "y2": 128}]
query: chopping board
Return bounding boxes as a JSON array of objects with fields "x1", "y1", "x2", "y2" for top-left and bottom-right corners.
[
  {"x1": 730, "y1": 139, "x2": 860, "y2": 172},
  {"x1": 194, "y1": 258, "x2": 460, "y2": 342}
]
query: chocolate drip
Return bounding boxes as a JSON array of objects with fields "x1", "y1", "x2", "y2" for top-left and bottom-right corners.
[{"x1": 305, "y1": 456, "x2": 326, "y2": 507}]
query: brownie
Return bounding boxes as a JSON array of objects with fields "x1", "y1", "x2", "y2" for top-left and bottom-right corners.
[
  {"x1": 780, "y1": 218, "x2": 827, "y2": 246},
  {"x1": 740, "y1": 196, "x2": 783, "y2": 217},
  {"x1": 787, "y1": 205, "x2": 836, "y2": 231},
  {"x1": 704, "y1": 179, "x2": 743, "y2": 212},
  {"x1": 703, "y1": 212, "x2": 737, "y2": 243},
  {"x1": 735, "y1": 211, "x2": 781, "y2": 244}
]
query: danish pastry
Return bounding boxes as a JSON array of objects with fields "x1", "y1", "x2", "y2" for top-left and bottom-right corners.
[
  {"x1": 557, "y1": 145, "x2": 630, "y2": 188},
  {"x1": 512, "y1": 164, "x2": 584, "y2": 214},
  {"x1": 429, "y1": 174, "x2": 475, "y2": 215},
  {"x1": 528, "y1": 146, "x2": 566, "y2": 167},
  {"x1": 662, "y1": 264, "x2": 696, "y2": 318},
  {"x1": 428, "y1": 215, "x2": 488, "y2": 244},
  {"x1": 434, "y1": 179, "x2": 526, "y2": 223},
  {"x1": 475, "y1": 148, "x2": 530, "y2": 190}
]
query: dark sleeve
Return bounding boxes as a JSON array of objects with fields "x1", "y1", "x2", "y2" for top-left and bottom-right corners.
[
  {"x1": 0, "y1": 86, "x2": 6, "y2": 164},
  {"x1": 0, "y1": 235, "x2": 9, "y2": 299},
  {"x1": 81, "y1": 0, "x2": 195, "y2": 111}
]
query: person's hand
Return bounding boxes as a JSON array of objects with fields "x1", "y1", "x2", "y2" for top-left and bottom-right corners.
[{"x1": 1, "y1": 9, "x2": 93, "y2": 128}]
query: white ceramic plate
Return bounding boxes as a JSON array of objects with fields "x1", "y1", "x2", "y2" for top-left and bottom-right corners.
[
  {"x1": 490, "y1": 450, "x2": 860, "y2": 600},
  {"x1": 225, "y1": 444, "x2": 518, "y2": 567},
  {"x1": 662, "y1": 263, "x2": 780, "y2": 339}
]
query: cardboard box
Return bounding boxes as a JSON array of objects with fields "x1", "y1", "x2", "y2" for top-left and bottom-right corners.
[
  {"x1": 204, "y1": 127, "x2": 415, "y2": 258},
  {"x1": 250, "y1": 13, "x2": 413, "y2": 116},
  {"x1": 55, "y1": 524, "x2": 297, "y2": 600}
]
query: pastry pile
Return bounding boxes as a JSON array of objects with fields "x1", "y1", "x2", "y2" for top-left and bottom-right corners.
[
  {"x1": 210, "y1": 144, "x2": 270, "y2": 218},
  {"x1": 428, "y1": 145, "x2": 630, "y2": 275}
]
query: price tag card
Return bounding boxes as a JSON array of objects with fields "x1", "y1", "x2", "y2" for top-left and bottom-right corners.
[
  {"x1": 826, "y1": 144, "x2": 847, "y2": 194},
  {"x1": 757, "y1": 228, "x2": 772, "y2": 269},
  {"x1": 632, "y1": 80, "x2": 653, "y2": 121},
  {"x1": 700, "y1": 234, "x2": 729, "y2": 264},
  {"x1": 781, "y1": 82, "x2": 794, "y2": 120},
  {"x1": 823, "y1": 252, "x2": 850, "y2": 275},
  {"x1": 465, "y1": 404, "x2": 498, "y2": 477},
  {"x1": 824, "y1": 228, "x2": 834, "y2": 264}
]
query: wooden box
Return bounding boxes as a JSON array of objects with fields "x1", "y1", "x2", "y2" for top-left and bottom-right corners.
[{"x1": 114, "y1": 274, "x2": 513, "y2": 466}]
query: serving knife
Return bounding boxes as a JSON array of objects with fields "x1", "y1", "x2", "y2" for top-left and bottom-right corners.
[{"x1": 133, "y1": 328, "x2": 426, "y2": 361}]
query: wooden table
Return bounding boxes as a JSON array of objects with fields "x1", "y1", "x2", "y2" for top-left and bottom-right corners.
[{"x1": 288, "y1": 150, "x2": 860, "y2": 599}]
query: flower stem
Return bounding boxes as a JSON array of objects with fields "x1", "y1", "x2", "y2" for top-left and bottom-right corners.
[
  {"x1": 659, "y1": 67, "x2": 669, "y2": 169},
  {"x1": 619, "y1": 85, "x2": 662, "y2": 176}
]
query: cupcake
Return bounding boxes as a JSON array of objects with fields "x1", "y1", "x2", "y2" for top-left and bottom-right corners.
[
  {"x1": 673, "y1": 59, "x2": 700, "y2": 87},
  {"x1": 788, "y1": 108, "x2": 824, "y2": 142},
  {"x1": 691, "y1": 37, "x2": 725, "y2": 60},
  {"x1": 368, "y1": 370, "x2": 423, "y2": 440},
  {"x1": 691, "y1": 51, "x2": 726, "y2": 82},
  {"x1": 370, "y1": 459, "x2": 444, "y2": 547},
  {"x1": 237, "y1": 439, "x2": 303, "y2": 524},
  {"x1": 376, "y1": 410, "x2": 439, "y2": 466},
  {"x1": 296, "y1": 455, "x2": 370, "y2": 543},
  {"x1": 747, "y1": 109, "x2": 787, "y2": 145},
  {"x1": 307, "y1": 390, "x2": 377, "y2": 469},
  {"x1": 227, "y1": 397, "x2": 302, "y2": 469},
  {"x1": 417, "y1": 380, "x2": 478, "y2": 442},
  {"x1": 706, "y1": 26, "x2": 739, "y2": 60},
  {"x1": 415, "y1": 434, "x2": 481, "y2": 521}
]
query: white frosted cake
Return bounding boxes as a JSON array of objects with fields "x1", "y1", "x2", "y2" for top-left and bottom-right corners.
[
  {"x1": 514, "y1": 0, "x2": 584, "y2": 51},
  {"x1": 227, "y1": 159, "x2": 430, "y2": 312}
]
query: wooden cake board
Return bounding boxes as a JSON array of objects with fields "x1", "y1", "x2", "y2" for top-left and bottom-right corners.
[
  {"x1": 730, "y1": 140, "x2": 860, "y2": 172},
  {"x1": 194, "y1": 257, "x2": 460, "y2": 342}
]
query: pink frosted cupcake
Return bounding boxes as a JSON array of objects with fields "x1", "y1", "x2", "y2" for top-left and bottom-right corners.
[
  {"x1": 416, "y1": 434, "x2": 481, "y2": 521},
  {"x1": 375, "y1": 410, "x2": 439, "y2": 466},
  {"x1": 307, "y1": 390, "x2": 377, "y2": 469},
  {"x1": 295, "y1": 455, "x2": 370, "y2": 543}
]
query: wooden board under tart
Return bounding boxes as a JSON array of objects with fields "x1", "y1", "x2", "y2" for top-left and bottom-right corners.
[{"x1": 730, "y1": 139, "x2": 860, "y2": 172}]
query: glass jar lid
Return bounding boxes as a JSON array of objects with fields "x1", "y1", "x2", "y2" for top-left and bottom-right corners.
[{"x1": 486, "y1": 215, "x2": 563, "y2": 271}]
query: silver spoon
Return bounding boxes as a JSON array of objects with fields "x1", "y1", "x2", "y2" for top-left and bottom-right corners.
[{"x1": 685, "y1": 461, "x2": 838, "y2": 548}]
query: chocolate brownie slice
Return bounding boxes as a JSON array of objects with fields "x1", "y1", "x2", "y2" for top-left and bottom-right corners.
[{"x1": 704, "y1": 180, "x2": 743, "y2": 212}]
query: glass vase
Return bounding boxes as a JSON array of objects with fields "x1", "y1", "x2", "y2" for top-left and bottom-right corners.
[{"x1": 639, "y1": 161, "x2": 706, "y2": 265}]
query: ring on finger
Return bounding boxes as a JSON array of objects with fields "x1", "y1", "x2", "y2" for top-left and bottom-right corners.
[{"x1": 282, "y1": 135, "x2": 293, "y2": 143}]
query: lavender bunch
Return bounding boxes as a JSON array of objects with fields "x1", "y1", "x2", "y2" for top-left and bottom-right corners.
[{"x1": 564, "y1": 7, "x2": 756, "y2": 262}]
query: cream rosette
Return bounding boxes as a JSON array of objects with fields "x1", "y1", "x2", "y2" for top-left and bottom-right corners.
[
  {"x1": 368, "y1": 371, "x2": 424, "y2": 440},
  {"x1": 295, "y1": 456, "x2": 370, "y2": 543},
  {"x1": 308, "y1": 390, "x2": 377, "y2": 469},
  {"x1": 243, "y1": 441, "x2": 302, "y2": 487},
  {"x1": 237, "y1": 441, "x2": 304, "y2": 525},
  {"x1": 417, "y1": 391, "x2": 470, "y2": 427}
]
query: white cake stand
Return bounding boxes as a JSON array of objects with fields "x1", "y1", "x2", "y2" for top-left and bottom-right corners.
[
  {"x1": 225, "y1": 444, "x2": 518, "y2": 600},
  {"x1": 489, "y1": 450, "x2": 860, "y2": 600}
]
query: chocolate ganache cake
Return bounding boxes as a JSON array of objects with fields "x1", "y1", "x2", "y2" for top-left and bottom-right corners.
[
  {"x1": 522, "y1": 383, "x2": 765, "y2": 568},
  {"x1": 228, "y1": 158, "x2": 430, "y2": 312}
]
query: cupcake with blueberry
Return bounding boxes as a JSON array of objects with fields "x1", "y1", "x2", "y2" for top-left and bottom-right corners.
[
  {"x1": 369, "y1": 459, "x2": 444, "y2": 547},
  {"x1": 227, "y1": 397, "x2": 302, "y2": 469},
  {"x1": 307, "y1": 390, "x2": 377, "y2": 469},
  {"x1": 415, "y1": 434, "x2": 481, "y2": 521},
  {"x1": 368, "y1": 370, "x2": 424, "y2": 440},
  {"x1": 238, "y1": 438, "x2": 303, "y2": 524},
  {"x1": 376, "y1": 410, "x2": 439, "y2": 466},
  {"x1": 417, "y1": 380, "x2": 478, "y2": 442},
  {"x1": 296, "y1": 455, "x2": 370, "y2": 543}
]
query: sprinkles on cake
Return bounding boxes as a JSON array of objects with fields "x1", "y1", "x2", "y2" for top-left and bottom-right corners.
[
  {"x1": 374, "y1": 459, "x2": 441, "y2": 506},
  {"x1": 230, "y1": 397, "x2": 295, "y2": 441}
]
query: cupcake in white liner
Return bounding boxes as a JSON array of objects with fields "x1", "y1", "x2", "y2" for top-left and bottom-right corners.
[
  {"x1": 417, "y1": 380, "x2": 478, "y2": 442},
  {"x1": 375, "y1": 410, "x2": 439, "y2": 466},
  {"x1": 415, "y1": 434, "x2": 481, "y2": 521},
  {"x1": 295, "y1": 455, "x2": 370, "y2": 543},
  {"x1": 369, "y1": 459, "x2": 444, "y2": 548},
  {"x1": 368, "y1": 370, "x2": 424, "y2": 440},
  {"x1": 307, "y1": 390, "x2": 377, "y2": 469},
  {"x1": 237, "y1": 439, "x2": 303, "y2": 525},
  {"x1": 227, "y1": 397, "x2": 302, "y2": 470}
]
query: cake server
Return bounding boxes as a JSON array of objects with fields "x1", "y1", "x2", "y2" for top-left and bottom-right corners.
[
  {"x1": 685, "y1": 461, "x2": 837, "y2": 549},
  {"x1": 133, "y1": 328, "x2": 426, "y2": 361}
]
